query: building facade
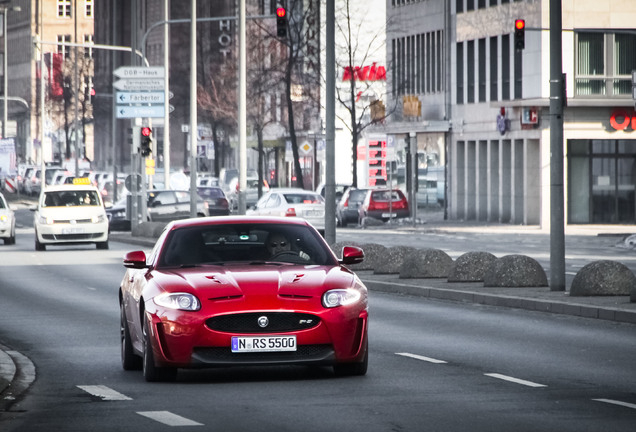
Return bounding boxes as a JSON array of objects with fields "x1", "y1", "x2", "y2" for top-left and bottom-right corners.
[
  {"x1": 384, "y1": 0, "x2": 636, "y2": 227},
  {"x1": 3, "y1": 0, "x2": 94, "y2": 167}
]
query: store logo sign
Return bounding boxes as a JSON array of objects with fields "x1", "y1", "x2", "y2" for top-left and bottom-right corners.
[{"x1": 609, "y1": 109, "x2": 636, "y2": 131}]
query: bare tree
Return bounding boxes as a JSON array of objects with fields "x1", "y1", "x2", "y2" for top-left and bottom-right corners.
[{"x1": 334, "y1": 0, "x2": 388, "y2": 188}]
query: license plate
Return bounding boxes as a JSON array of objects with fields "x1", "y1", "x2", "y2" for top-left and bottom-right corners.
[
  {"x1": 381, "y1": 212, "x2": 397, "y2": 218},
  {"x1": 62, "y1": 227, "x2": 85, "y2": 234},
  {"x1": 231, "y1": 335, "x2": 297, "y2": 353}
]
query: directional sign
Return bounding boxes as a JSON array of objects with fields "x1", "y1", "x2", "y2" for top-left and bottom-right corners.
[
  {"x1": 117, "y1": 91, "x2": 165, "y2": 104},
  {"x1": 114, "y1": 66, "x2": 165, "y2": 79},
  {"x1": 116, "y1": 105, "x2": 166, "y2": 119},
  {"x1": 113, "y1": 78, "x2": 165, "y2": 91}
]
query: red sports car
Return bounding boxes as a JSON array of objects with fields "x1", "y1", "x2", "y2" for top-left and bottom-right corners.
[{"x1": 119, "y1": 216, "x2": 368, "y2": 381}]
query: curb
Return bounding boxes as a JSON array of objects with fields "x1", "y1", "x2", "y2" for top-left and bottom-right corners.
[{"x1": 361, "y1": 278, "x2": 636, "y2": 325}]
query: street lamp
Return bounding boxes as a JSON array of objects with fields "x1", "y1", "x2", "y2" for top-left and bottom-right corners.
[{"x1": 2, "y1": 3, "x2": 21, "y2": 139}]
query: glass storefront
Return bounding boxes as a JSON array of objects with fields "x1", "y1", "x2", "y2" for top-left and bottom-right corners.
[{"x1": 568, "y1": 139, "x2": 636, "y2": 224}]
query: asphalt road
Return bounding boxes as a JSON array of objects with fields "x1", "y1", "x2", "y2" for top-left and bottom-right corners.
[{"x1": 0, "y1": 227, "x2": 634, "y2": 431}]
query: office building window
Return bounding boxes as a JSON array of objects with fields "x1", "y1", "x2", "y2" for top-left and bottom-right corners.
[
  {"x1": 502, "y1": 35, "x2": 510, "y2": 100},
  {"x1": 467, "y1": 40, "x2": 474, "y2": 103},
  {"x1": 57, "y1": 0, "x2": 71, "y2": 18},
  {"x1": 392, "y1": 30, "x2": 445, "y2": 97},
  {"x1": 490, "y1": 36, "x2": 498, "y2": 101},
  {"x1": 478, "y1": 38, "x2": 486, "y2": 102},
  {"x1": 84, "y1": 35, "x2": 93, "y2": 58},
  {"x1": 57, "y1": 35, "x2": 71, "y2": 59},
  {"x1": 85, "y1": 0, "x2": 94, "y2": 18},
  {"x1": 457, "y1": 42, "x2": 464, "y2": 104},
  {"x1": 576, "y1": 31, "x2": 636, "y2": 97}
]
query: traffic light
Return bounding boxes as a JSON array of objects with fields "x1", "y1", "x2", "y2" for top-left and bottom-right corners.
[
  {"x1": 140, "y1": 127, "x2": 152, "y2": 157},
  {"x1": 514, "y1": 19, "x2": 525, "y2": 50},
  {"x1": 276, "y1": 6, "x2": 287, "y2": 38}
]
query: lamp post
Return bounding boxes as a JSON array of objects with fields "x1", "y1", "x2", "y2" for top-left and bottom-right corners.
[{"x1": 2, "y1": 3, "x2": 20, "y2": 139}]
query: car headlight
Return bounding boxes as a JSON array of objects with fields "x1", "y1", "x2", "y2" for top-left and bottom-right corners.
[
  {"x1": 92, "y1": 214, "x2": 106, "y2": 224},
  {"x1": 322, "y1": 289, "x2": 361, "y2": 308},
  {"x1": 0, "y1": 215, "x2": 7, "y2": 222},
  {"x1": 154, "y1": 293, "x2": 201, "y2": 311},
  {"x1": 37, "y1": 215, "x2": 53, "y2": 225}
]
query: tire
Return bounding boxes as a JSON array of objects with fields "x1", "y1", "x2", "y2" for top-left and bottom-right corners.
[
  {"x1": 96, "y1": 240, "x2": 109, "y2": 250},
  {"x1": 142, "y1": 318, "x2": 177, "y2": 382},
  {"x1": 120, "y1": 303, "x2": 142, "y2": 371},
  {"x1": 334, "y1": 340, "x2": 368, "y2": 377},
  {"x1": 35, "y1": 234, "x2": 45, "y2": 251}
]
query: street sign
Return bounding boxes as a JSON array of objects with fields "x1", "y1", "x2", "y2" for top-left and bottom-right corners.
[
  {"x1": 114, "y1": 66, "x2": 165, "y2": 79},
  {"x1": 117, "y1": 91, "x2": 165, "y2": 104},
  {"x1": 113, "y1": 78, "x2": 165, "y2": 91},
  {"x1": 116, "y1": 105, "x2": 166, "y2": 119}
]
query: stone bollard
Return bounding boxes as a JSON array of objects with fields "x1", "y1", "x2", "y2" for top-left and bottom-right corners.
[
  {"x1": 399, "y1": 249, "x2": 453, "y2": 278},
  {"x1": 447, "y1": 251, "x2": 497, "y2": 282},
  {"x1": 483, "y1": 254, "x2": 548, "y2": 287},
  {"x1": 570, "y1": 260, "x2": 636, "y2": 297}
]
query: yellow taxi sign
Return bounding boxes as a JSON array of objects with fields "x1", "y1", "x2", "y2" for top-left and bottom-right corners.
[{"x1": 72, "y1": 177, "x2": 91, "y2": 185}]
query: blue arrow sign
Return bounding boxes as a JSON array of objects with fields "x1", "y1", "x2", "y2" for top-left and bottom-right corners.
[
  {"x1": 116, "y1": 105, "x2": 166, "y2": 119},
  {"x1": 117, "y1": 91, "x2": 165, "y2": 104}
]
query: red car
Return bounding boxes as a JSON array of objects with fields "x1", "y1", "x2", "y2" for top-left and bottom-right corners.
[
  {"x1": 358, "y1": 188, "x2": 410, "y2": 224},
  {"x1": 119, "y1": 216, "x2": 368, "y2": 381}
]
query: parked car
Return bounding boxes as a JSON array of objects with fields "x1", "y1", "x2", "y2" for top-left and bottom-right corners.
[
  {"x1": 197, "y1": 186, "x2": 230, "y2": 216},
  {"x1": 316, "y1": 182, "x2": 350, "y2": 204},
  {"x1": 336, "y1": 187, "x2": 369, "y2": 227},
  {"x1": 119, "y1": 216, "x2": 368, "y2": 381},
  {"x1": 358, "y1": 188, "x2": 410, "y2": 224},
  {"x1": 227, "y1": 176, "x2": 270, "y2": 211},
  {"x1": 32, "y1": 180, "x2": 109, "y2": 250},
  {"x1": 247, "y1": 188, "x2": 326, "y2": 233},
  {"x1": 0, "y1": 192, "x2": 16, "y2": 245},
  {"x1": 106, "y1": 190, "x2": 209, "y2": 230}
]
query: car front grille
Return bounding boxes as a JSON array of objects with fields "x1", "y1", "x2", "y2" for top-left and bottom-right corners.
[
  {"x1": 206, "y1": 312, "x2": 320, "y2": 333},
  {"x1": 191, "y1": 344, "x2": 334, "y2": 365},
  {"x1": 42, "y1": 233, "x2": 104, "y2": 241}
]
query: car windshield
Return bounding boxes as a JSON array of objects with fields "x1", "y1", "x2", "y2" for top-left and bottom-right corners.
[
  {"x1": 158, "y1": 223, "x2": 335, "y2": 267},
  {"x1": 42, "y1": 190, "x2": 101, "y2": 207},
  {"x1": 198, "y1": 188, "x2": 224, "y2": 199},
  {"x1": 282, "y1": 193, "x2": 324, "y2": 204}
]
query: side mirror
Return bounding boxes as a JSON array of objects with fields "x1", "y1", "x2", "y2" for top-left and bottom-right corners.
[
  {"x1": 123, "y1": 250, "x2": 148, "y2": 269},
  {"x1": 339, "y1": 246, "x2": 364, "y2": 265}
]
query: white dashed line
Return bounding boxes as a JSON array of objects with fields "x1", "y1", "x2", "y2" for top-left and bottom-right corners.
[
  {"x1": 484, "y1": 373, "x2": 547, "y2": 388},
  {"x1": 137, "y1": 411, "x2": 204, "y2": 426},
  {"x1": 77, "y1": 385, "x2": 133, "y2": 401},
  {"x1": 396, "y1": 352, "x2": 448, "y2": 364},
  {"x1": 593, "y1": 399, "x2": 636, "y2": 410}
]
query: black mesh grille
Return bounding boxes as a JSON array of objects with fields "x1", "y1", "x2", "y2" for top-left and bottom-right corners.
[
  {"x1": 206, "y1": 312, "x2": 320, "y2": 333},
  {"x1": 192, "y1": 344, "x2": 334, "y2": 365},
  {"x1": 42, "y1": 233, "x2": 103, "y2": 241}
]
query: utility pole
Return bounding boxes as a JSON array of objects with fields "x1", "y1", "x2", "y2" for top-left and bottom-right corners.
[
  {"x1": 324, "y1": 0, "x2": 336, "y2": 245},
  {"x1": 549, "y1": 0, "x2": 565, "y2": 291}
]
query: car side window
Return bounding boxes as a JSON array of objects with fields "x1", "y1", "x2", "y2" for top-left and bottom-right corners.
[{"x1": 175, "y1": 191, "x2": 191, "y2": 203}]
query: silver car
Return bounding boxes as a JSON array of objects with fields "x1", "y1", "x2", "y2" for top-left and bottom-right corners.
[{"x1": 247, "y1": 188, "x2": 325, "y2": 233}]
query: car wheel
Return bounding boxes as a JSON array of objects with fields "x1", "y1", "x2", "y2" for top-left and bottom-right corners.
[
  {"x1": 142, "y1": 318, "x2": 177, "y2": 382},
  {"x1": 96, "y1": 240, "x2": 109, "y2": 250},
  {"x1": 333, "y1": 340, "x2": 368, "y2": 377},
  {"x1": 120, "y1": 303, "x2": 142, "y2": 371},
  {"x1": 35, "y1": 235, "x2": 45, "y2": 251}
]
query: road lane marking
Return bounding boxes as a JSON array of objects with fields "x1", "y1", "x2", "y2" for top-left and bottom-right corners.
[
  {"x1": 484, "y1": 373, "x2": 547, "y2": 388},
  {"x1": 593, "y1": 399, "x2": 636, "y2": 410},
  {"x1": 137, "y1": 411, "x2": 203, "y2": 426},
  {"x1": 77, "y1": 385, "x2": 132, "y2": 401},
  {"x1": 396, "y1": 352, "x2": 447, "y2": 364}
]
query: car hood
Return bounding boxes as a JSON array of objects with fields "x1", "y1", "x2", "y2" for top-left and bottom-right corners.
[
  {"x1": 37, "y1": 206, "x2": 106, "y2": 219},
  {"x1": 152, "y1": 265, "x2": 358, "y2": 305}
]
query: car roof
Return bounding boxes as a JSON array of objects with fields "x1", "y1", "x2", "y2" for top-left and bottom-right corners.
[
  {"x1": 269, "y1": 188, "x2": 320, "y2": 194},
  {"x1": 166, "y1": 215, "x2": 314, "y2": 231},
  {"x1": 43, "y1": 183, "x2": 100, "y2": 193}
]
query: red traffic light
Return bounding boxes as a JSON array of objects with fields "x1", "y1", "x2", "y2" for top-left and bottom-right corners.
[
  {"x1": 141, "y1": 127, "x2": 152, "y2": 137},
  {"x1": 276, "y1": 7, "x2": 286, "y2": 18},
  {"x1": 515, "y1": 19, "x2": 525, "y2": 30}
]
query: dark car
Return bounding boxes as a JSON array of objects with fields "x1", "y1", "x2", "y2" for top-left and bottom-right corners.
[
  {"x1": 358, "y1": 188, "x2": 410, "y2": 224},
  {"x1": 197, "y1": 186, "x2": 230, "y2": 216},
  {"x1": 119, "y1": 216, "x2": 368, "y2": 381},
  {"x1": 336, "y1": 188, "x2": 369, "y2": 227}
]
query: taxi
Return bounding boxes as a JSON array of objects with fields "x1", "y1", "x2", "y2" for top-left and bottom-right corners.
[{"x1": 33, "y1": 178, "x2": 109, "y2": 251}]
